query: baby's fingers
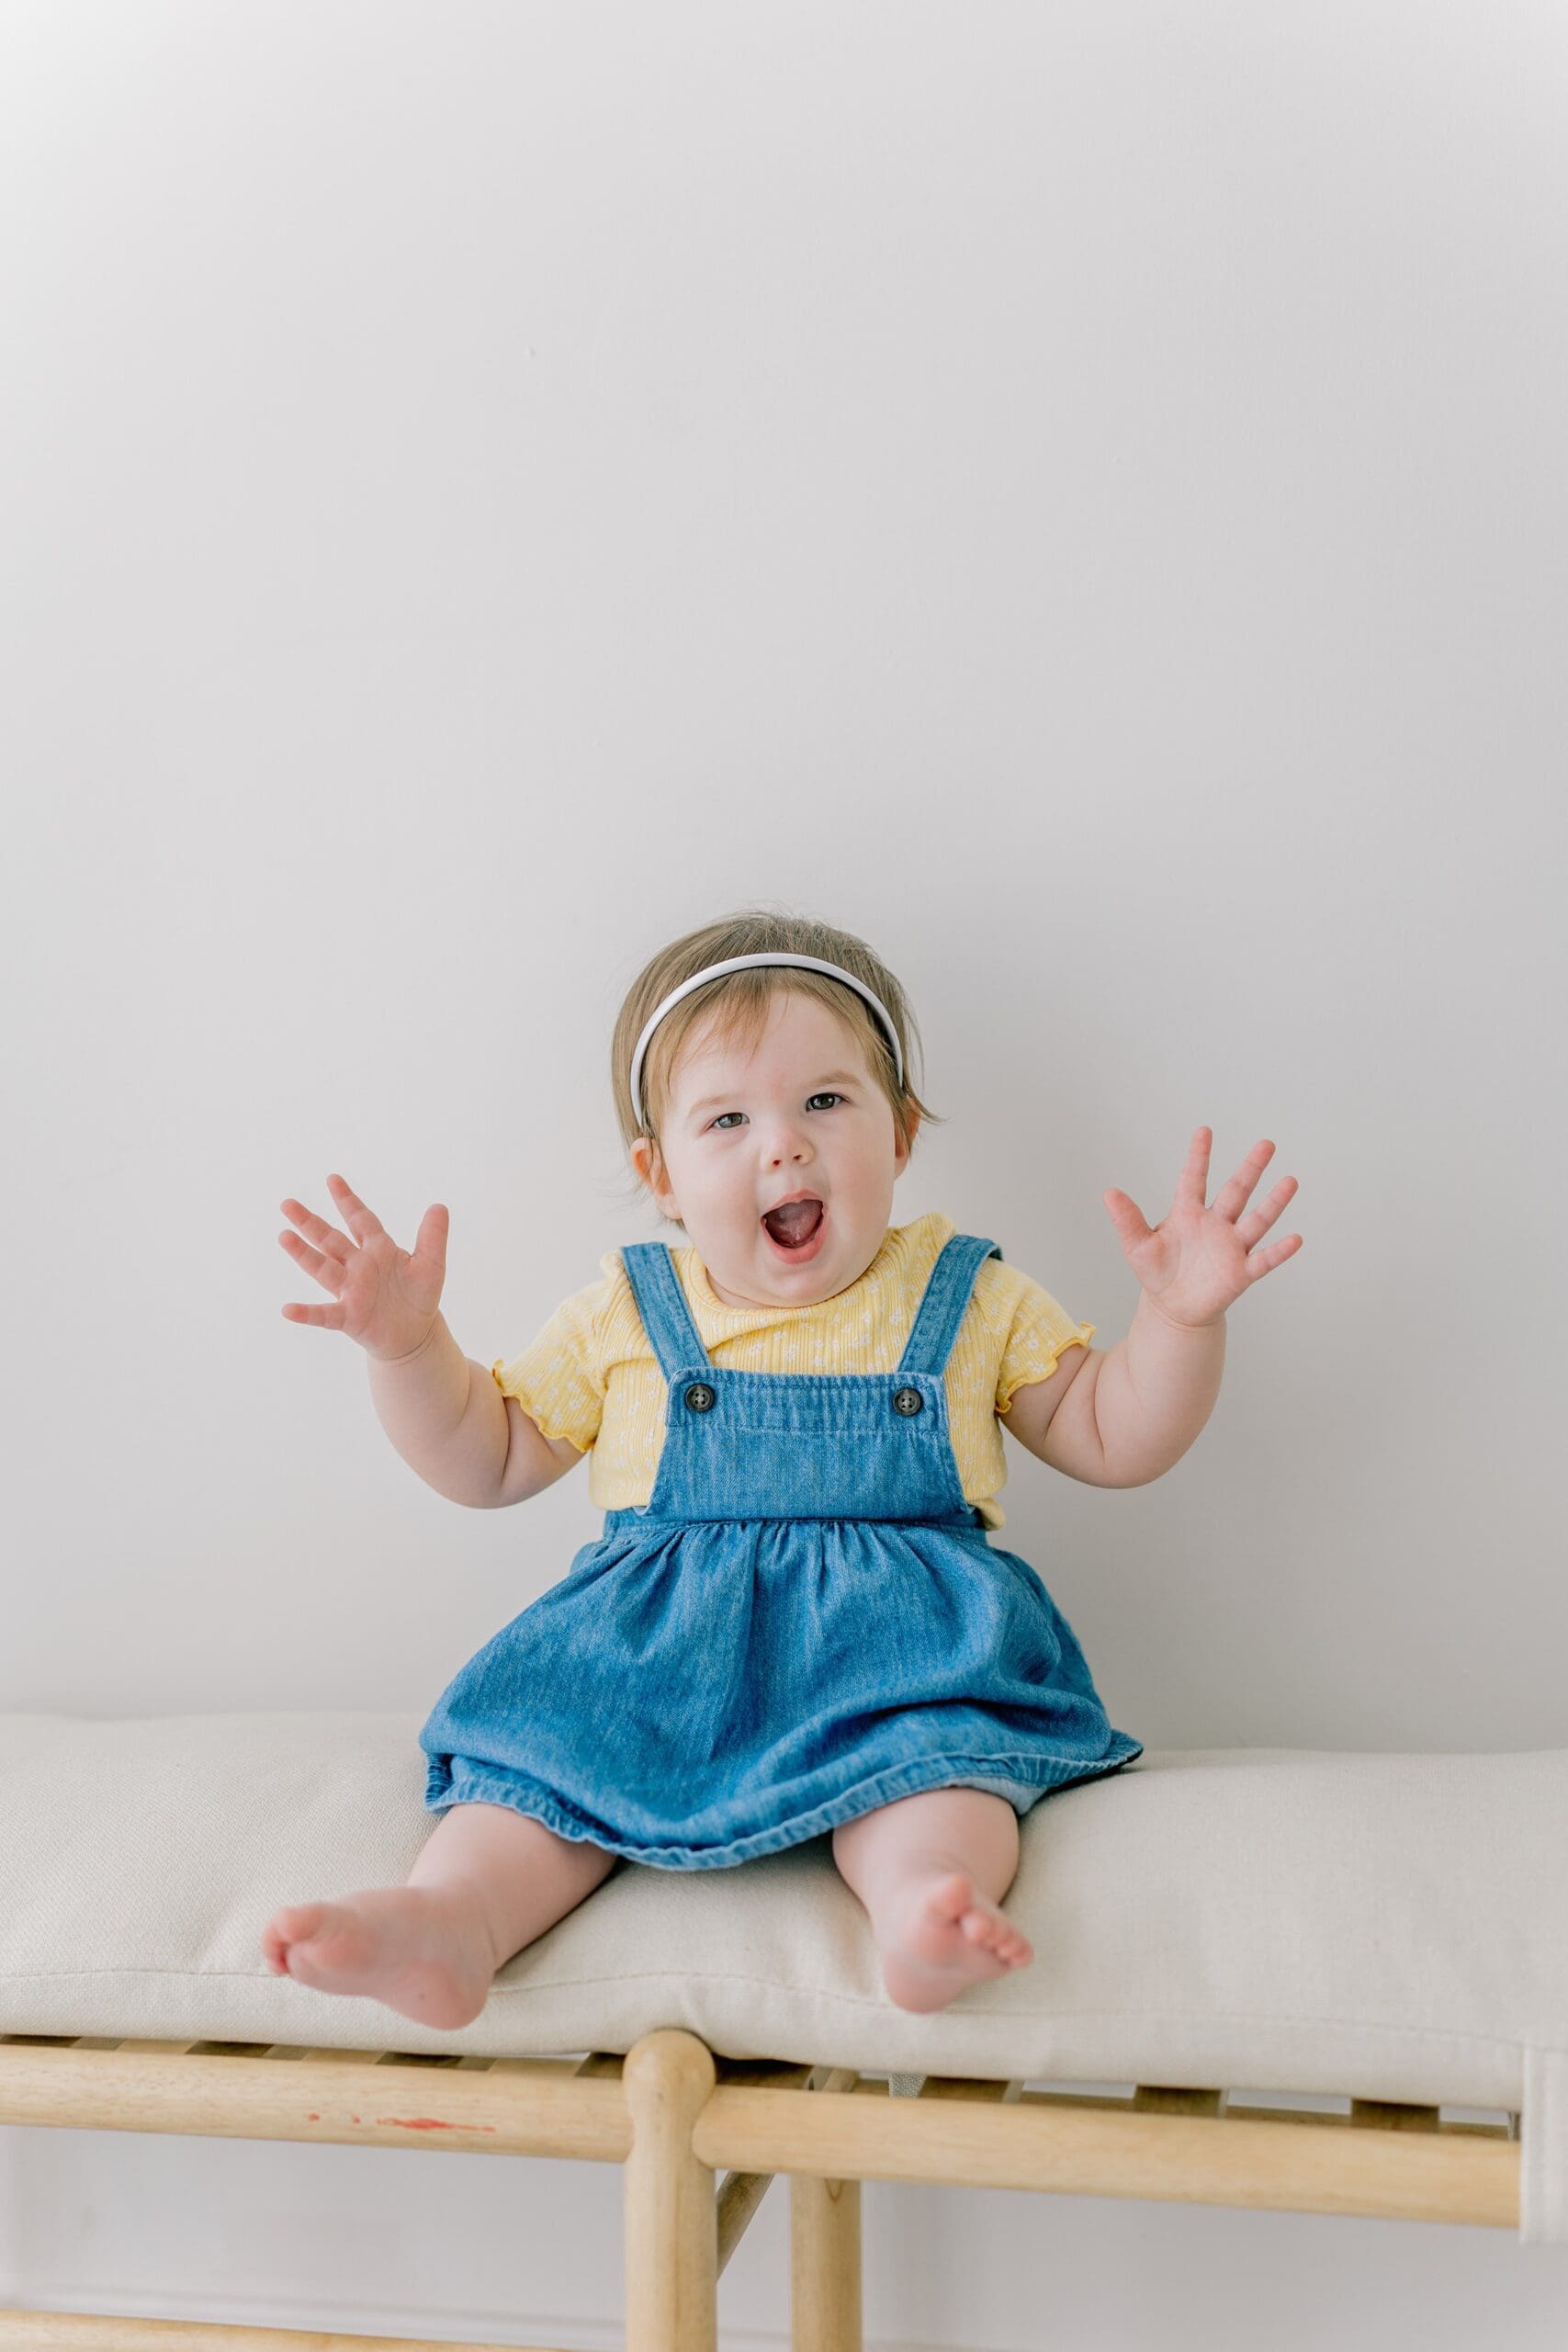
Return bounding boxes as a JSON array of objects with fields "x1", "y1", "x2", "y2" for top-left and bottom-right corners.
[
  {"x1": 278, "y1": 1227, "x2": 344, "y2": 1295},
  {"x1": 324, "y1": 1172, "x2": 386, "y2": 1245},
  {"x1": 279, "y1": 1194, "x2": 351, "y2": 1265},
  {"x1": 280, "y1": 1299, "x2": 347, "y2": 1330},
  {"x1": 411, "y1": 1201, "x2": 449, "y2": 1267}
]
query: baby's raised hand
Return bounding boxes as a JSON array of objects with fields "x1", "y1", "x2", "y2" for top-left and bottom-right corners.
[
  {"x1": 278, "y1": 1174, "x2": 449, "y2": 1363},
  {"x1": 1101, "y1": 1127, "x2": 1302, "y2": 1330}
]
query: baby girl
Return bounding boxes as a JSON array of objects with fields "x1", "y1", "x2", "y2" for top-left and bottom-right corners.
[{"x1": 263, "y1": 910, "x2": 1300, "y2": 2024}]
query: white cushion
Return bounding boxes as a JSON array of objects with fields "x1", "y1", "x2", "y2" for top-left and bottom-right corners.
[{"x1": 2, "y1": 1713, "x2": 1563, "y2": 2245}]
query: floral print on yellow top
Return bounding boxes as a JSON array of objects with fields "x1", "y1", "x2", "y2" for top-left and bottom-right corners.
[{"x1": 491, "y1": 1213, "x2": 1094, "y2": 1533}]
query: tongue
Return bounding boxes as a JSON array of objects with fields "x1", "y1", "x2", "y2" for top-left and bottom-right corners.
[{"x1": 763, "y1": 1199, "x2": 823, "y2": 1246}]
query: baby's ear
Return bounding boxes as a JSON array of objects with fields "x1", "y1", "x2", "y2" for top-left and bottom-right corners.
[{"x1": 629, "y1": 1136, "x2": 667, "y2": 1206}]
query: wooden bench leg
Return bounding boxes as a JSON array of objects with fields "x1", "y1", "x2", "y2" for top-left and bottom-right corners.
[
  {"x1": 791, "y1": 2171, "x2": 863, "y2": 2352},
  {"x1": 791, "y1": 2066, "x2": 863, "y2": 2352},
  {"x1": 623, "y1": 2029, "x2": 719, "y2": 2352}
]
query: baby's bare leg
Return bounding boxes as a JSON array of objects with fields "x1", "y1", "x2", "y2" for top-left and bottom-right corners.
[
  {"x1": 831, "y1": 1787, "x2": 1034, "y2": 2014},
  {"x1": 261, "y1": 1801, "x2": 618, "y2": 2030}
]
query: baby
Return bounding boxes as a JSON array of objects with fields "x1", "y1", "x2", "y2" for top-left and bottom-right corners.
[{"x1": 263, "y1": 910, "x2": 1301, "y2": 2025}]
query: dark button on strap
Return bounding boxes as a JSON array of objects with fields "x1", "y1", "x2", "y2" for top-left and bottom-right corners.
[
  {"x1": 892, "y1": 1385, "x2": 924, "y2": 1417},
  {"x1": 684, "y1": 1382, "x2": 716, "y2": 1413}
]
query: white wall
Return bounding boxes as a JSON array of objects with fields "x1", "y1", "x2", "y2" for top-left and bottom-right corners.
[{"x1": 3, "y1": 2, "x2": 1563, "y2": 2342}]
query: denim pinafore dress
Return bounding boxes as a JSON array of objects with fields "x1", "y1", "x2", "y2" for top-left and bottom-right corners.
[{"x1": 419, "y1": 1231, "x2": 1143, "y2": 1869}]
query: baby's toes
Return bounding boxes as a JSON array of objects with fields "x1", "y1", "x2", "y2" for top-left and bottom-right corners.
[
  {"x1": 263, "y1": 1903, "x2": 326, "y2": 1970},
  {"x1": 963, "y1": 1906, "x2": 1031, "y2": 1963},
  {"x1": 996, "y1": 1922, "x2": 1033, "y2": 1965}
]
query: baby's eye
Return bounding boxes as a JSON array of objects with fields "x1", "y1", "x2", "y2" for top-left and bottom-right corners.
[{"x1": 708, "y1": 1091, "x2": 844, "y2": 1132}]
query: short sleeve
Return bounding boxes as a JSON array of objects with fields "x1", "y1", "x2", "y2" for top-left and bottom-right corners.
[
  {"x1": 995, "y1": 1273, "x2": 1097, "y2": 1416},
  {"x1": 490, "y1": 1274, "x2": 609, "y2": 1455}
]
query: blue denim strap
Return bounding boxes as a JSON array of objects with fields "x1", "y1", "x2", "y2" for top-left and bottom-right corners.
[
  {"x1": 619, "y1": 1240, "x2": 714, "y2": 1381},
  {"x1": 897, "y1": 1234, "x2": 1002, "y2": 1377}
]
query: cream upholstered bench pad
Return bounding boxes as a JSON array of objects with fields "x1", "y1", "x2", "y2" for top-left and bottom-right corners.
[{"x1": 2, "y1": 1713, "x2": 1563, "y2": 2245}]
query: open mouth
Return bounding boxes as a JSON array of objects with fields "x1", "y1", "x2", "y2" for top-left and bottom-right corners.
[{"x1": 761, "y1": 1197, "x2": 826, "y2": 1258}]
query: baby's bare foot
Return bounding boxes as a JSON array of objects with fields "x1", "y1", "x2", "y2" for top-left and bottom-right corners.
[
  {"x1": 260, "y1": 1886, "x2": 496, "y2": 2030},
  {"x1": 876, "y1": 1870, "x2": 1035, "y2": 2014}
]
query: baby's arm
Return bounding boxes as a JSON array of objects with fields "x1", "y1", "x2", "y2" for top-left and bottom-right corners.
[
  {"x1": 1001, "y1": 1301, "x2": 1225, "y2": 1487},
  {"x1": 368, "y1": 1315, "x2": 577, "y2": 1509},
  {"x1": 493, "y1": 1393, "x2": 583, "y2": 1505},
  {"x1": 1001, "y1": 1340, "x2": 1117, "y2": 1483},
  {"x1": 1078, "y1": 1295, "x2": 1226, "y2": 1487}
]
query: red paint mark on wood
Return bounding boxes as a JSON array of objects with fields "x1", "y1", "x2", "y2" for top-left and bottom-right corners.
[{"x1": 376, "y1": 2115, "x2": 498, "y2": 2133}]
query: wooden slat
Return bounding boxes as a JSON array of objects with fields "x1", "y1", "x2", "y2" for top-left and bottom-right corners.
[
  {"x1": 485, "y1": 2054, "x2": 595, "y2": 2079},
  {"x1": 0, "y1": 2035, "x2": 1521, "y2": 2228},
  {"x1": 0, "y1": 2039, "x2": 629, "y2": 2160},
  {"x1": 1134, "y1": 2085, "x2": 1226, "y2": 2118},
  {"x1": 1349, "y1": 2098, "x2": 1441, "y2": 2131},
  {"x1": 717, "y1": 2057, "x2": 816, "y2": 2091},
  {"x1": 0, "y1": 2315, "x2": 578, "y2": 2350},
  {"x1": 691, "y1": 2077, "x2": 1521, "y2": 2229},
  {"x1": 811, "y1": 2066, "x2": 860, "y2": 2097},
  {"x1": 716, "y1": 2165, "x2": 775, "y2": 2271},
  {"x1": 571, "y1": 2050, "x2": 626, "y2": 2078},
  {"x1": 919, "y1": 2075, "x2": 1023, "y2": 2104}
]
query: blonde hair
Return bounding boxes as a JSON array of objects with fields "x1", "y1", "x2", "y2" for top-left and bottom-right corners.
[{"x1": 611, "y1": 906, "x2": 946, "y2": 1227}]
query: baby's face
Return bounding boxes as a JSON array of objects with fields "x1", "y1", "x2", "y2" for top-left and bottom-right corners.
[{"x1": 630, "y1": 992, "x2": 914, "y2": 1309}]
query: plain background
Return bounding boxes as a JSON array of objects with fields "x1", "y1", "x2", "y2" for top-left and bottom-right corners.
[{"x1": 3, "y1": 2, "x2": 1564, "y2": 2343}]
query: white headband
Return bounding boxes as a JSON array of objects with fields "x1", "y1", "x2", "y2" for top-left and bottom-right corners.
[{"x1": 628, "y1": 953, "x2": 906, "y2": 1130}]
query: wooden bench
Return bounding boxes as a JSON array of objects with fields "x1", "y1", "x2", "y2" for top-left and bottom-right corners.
[{"x1": 3, "y1": 1713, "x2": 1563, "y2": 2345}]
